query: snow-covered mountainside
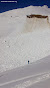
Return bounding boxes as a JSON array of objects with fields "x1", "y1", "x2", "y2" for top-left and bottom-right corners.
[{"x1": 0, "y1": 5, "x2": 50, "y2": 72}]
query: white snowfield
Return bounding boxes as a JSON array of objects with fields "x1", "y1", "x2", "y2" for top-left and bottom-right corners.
[
  {"x1": 0, "y1": 55, "x2": 50, "y2": 88},
  {"x1": 0, "y1": 5, "x2": 50, "y2": 72}
]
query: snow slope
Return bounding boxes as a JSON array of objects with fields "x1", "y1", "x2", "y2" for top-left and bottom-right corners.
[
  {"x1": 0, "y1": 5, "x2": 50, "y2": 72},
  {"x1": 0, "y1": 55, "x2": 50, "y2": 88}
]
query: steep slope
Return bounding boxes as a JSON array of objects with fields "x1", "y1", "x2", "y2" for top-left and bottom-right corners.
[{"x1": 0, "y1": 6, "x2": 50, "y2": 72}]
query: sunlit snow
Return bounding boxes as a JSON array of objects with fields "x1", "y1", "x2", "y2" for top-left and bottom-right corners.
[{"x1": 0, "y1": 5, "x2": 50, "y2": 72}]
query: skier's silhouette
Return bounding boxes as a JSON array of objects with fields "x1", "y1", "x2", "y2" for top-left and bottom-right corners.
[{"x1": 28, "y1": 60, "x2": 29, "y2": 64}]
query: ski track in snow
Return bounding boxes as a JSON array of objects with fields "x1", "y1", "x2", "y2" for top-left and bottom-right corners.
[
  {"x1": 0, "y1": 72, "x2": 50, "y2": 88},
  {"x1": 13, "y1": 72, "x2": 50, "y2": 88}
]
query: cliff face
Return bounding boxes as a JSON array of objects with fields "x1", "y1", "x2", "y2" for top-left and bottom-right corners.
[
  {"x1": 27, "y1": 14, "x2": 49, "y2": 23},
  {"x1": 27, "y1": 14, "x2": 48, "y2": 18},
  {"x1": 22, "y1": 14, "x2": 50, "y2": 33}
]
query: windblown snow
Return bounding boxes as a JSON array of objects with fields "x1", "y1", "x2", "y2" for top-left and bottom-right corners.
[{"x1": 0, "y1": 5, "x2": 50, "y2": 72}]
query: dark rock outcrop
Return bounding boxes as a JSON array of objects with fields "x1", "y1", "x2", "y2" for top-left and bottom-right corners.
[{"x1": 27, "y1": 14, "x2": 48, "y2": 19}]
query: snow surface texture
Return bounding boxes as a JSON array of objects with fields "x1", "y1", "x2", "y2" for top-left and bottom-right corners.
[
  {"x1": 0, "y1": 55, "x2": 50, "y2": 88},
  {"x1": 0, "y1": 5, "x2": 50, "y2": 72}
]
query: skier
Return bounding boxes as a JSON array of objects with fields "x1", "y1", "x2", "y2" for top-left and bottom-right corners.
[{"x1": 28, "y1": 60, "x2": 29, "y2": 64}]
